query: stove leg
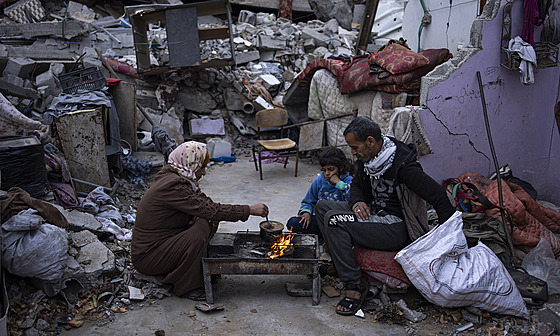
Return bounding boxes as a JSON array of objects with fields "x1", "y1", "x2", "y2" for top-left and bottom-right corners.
[
  {"x1": 312, "y1": 263, "x2": 321, "y2": 305},
  {"x1": 202, "y1": 261, "x2": 214, "y2": 304}
]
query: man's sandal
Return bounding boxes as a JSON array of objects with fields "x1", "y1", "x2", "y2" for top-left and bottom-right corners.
[{"x1": 336, "y1": 279, "x2": 369, "y2": 316}]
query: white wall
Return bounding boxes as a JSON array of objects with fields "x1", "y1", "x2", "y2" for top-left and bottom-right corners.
[{"x1": 401, "y1": 0, "x2": 479, "y2": 54}]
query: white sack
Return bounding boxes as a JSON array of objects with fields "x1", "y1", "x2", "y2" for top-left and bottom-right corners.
[{"x1": 395, "y1": 211, "x2": 529, "y2": 319}]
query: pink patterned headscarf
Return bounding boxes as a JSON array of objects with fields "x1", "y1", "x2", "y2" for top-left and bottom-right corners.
[{"x1": 168, "y1": 141, "x2": 208, "y2": 180}]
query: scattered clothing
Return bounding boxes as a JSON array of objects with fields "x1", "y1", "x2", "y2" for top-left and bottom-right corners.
[{"x1": 508, "y1": 36, "x2": 537, "y2": 85}]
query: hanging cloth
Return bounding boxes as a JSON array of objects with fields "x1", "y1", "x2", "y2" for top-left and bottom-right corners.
[
  {"x1": 508, "y1": 36, "x2": 537, "y2": 85},
  {"x1": 522, "y1": 0, "x2": 543, "y2": 45}
]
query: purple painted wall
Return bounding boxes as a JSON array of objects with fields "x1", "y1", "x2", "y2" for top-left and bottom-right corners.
[{"x1": 417, "y1": 1, "x2": 560, "y2": 201}]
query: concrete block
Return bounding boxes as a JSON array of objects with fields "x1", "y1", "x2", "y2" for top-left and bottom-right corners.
[
  {"x1": 189, "y1": 117, "x2": 225, "y2": 136},
  {"x1": 336, "y1": 46, "x2": 352, "y2": 55},
  {"x1": 207, "y1": 138, "x2": 232, "y2": 158},
  {"x1": 238, "y1": 10, "x2": 256, "y2": 25},
  {"x1": 302, "y1": 27, "x2": 329, "y2": 47},
  {"x1": 2, "y1": 74, "x2": 24, "y2": 87},
  {"x1": 304, "y1": 38, "x2": 316, "y2": 51},
  {"x1": 3, "y1": 57, "x2": 35, "y2": 79},
  {"x1": 35, "y1": 70, "x2": 59, "y2": 96},
  {"x1": 235, "y1": 50, "x2": 261, "y2": 65},
  {"x1": 50, "y1": 63, "x2": 65, "y2": 77},
  {"x1": 258, "y1": 35, "x2": 287, "y2": 50},
  {"x1": 395, "y1": 299, "x2": 426, "y2": 323}
]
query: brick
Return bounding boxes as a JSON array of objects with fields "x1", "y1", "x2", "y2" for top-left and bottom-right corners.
[
  {"x1": 258, "y1": 35, "x2": 287, "y2": 50},
  {"x1": 235, "y1": 50, "x2": 260, "y2": 65},
  {"x1": 302, "y1": 27, "x2": 329, "y2": 47}
]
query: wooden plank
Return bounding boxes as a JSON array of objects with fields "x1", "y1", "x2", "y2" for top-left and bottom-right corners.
[
  {"x1": 298, "y1": 121, "x2": 324, "y2": 151},
  {"x1": 131, "y1": 15, "x2": 151, "y2": 71},
  {"x1": 166, "y1": 7, "x2": 201, "y2": 68},
  {"x1": 54, "y1": 108, "x2": 111, "y2": 192},
  {"x1": 199, "y1": 27, "x2": 229, "y2": 41},
  {"x1": 356, "y1": 0, "x2": 380, "y2": 51},
  {"x1": 108, "y1": 82, "x2": 138, "y2": 152}
]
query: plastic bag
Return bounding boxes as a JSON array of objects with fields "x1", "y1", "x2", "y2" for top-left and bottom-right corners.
[
  {"x1": 522, "y1": 238, "x2": 560, "y2": 294},
  {"x1": 395, "y1": 211, "x2": 529, "y2": 319},
  {"x1": 1, "y1": 209, "x2": 68, "y2": 295}
]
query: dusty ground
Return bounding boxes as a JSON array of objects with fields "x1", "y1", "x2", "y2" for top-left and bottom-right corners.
[{"x1": 6, "y1": 153, "x2": 544, "y2": 335}]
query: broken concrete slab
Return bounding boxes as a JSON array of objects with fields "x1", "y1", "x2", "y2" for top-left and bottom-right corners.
[
  {"x1": 35, "y1": 70, "x2": 60, "y2": 97},
  {"x1": 224, "y1": 87, "x2": 246, "y2": 111},
  {"x1": 67, "y1": 1, "x2": 95, "y2": 23},
  {"x1": 189, "y1": 117, "x2": 226, "y2": 136},
  {"x1": 0, "y1": 21, "x2": 90, "y2": 39},
  {"x1": 56, "y1": 207, "x2": 103, "y2": 233},
  {"x1": 258, "y1": 35, "x2": 287, "y2": 50},
  {"x1": 74, "y1": 236, "x2": 116, "y2": 288},
  {"x1": 235, "y1": 50, "x2": 261, "y2": 65},
  {"x1": 177, "y1": 87, "x2": 218, "y2": 113},
  {"x1": 301, "y1": 27, "x2": 329, "y2": 47},
  {"x1": 2, "y1": 57, "x2": 35, "y2": 78}
]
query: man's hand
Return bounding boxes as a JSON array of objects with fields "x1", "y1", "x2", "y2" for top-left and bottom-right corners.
[
  {"x1": 298, "y1": 212, "x2": 311, "y2": 229},
  {"x1": 249, "y1": 203, "x2": 269, "y2": 217},
  {"x1": 353, "y1": 201, "x2": 370, "y2": 221}
]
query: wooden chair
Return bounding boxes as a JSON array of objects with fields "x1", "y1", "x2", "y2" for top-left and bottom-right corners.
[{"x1": 251, "y1": 108, "x2": 299, "y2": 180}]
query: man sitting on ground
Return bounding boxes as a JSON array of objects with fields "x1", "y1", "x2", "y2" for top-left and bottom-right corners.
[{"x1": 315, "y1": 116, "x2": 455, "y2": 316}]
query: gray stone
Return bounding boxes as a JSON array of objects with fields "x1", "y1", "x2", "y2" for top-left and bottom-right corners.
[
  {"x1": 395, "y1": 299, "x2": 426, "y2": 323},
  {"x1": 258, "y1": 35, "x2": 287, "y2": 50},
  {"x1": 378, "y1": 291, "x2": 391, "y2": 307},
  {"x1": 224, "y1": 87, "x2": 246, "y2": 111},
  {"x1": 207, "y1": 138, "x2": 232, "y2": 158},
  {"x1": 301, "y1": 27, "x2": 329, "y2": 47},
  {"x1": 3, "y1": 57, "x2": 35, "y2": 79},
  {"x1": 19, "y1": 316, "x2": 35, "y2": 329},
  {"x1": 50, "y1": 63, "x2": 65, "y2": 77},
  {"x1": 336, "y1": 47, "x2": 352, "y2": 55},
  {"x1": 229, "y1": 111, "x2": 255, "y2": 135},
  {"x1": 189, "y1": 117, "x2": 225, "y2": 136},
  {"x1": 160, "y1": 106, "x2": 184, "y2": 140},
  {"x1": 235, "y1": 50, "x2": 261, "y2": 65},
  {"x1": 461, "y1": 309, "x2": 481, "y2": 324},
  {"x1": 64, "y1": 255, "x2": 83, "y2": 279},
  {"x1": 177, "y1": 87, "x2": 218, "y2": 113},
  {"x1": 304, "y1": 38, "x2": 316, "y2": 51}
]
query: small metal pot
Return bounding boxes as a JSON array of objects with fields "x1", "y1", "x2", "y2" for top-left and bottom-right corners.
[{"x1": 259, "y1": 221, "x2": 284, "y2": 243}]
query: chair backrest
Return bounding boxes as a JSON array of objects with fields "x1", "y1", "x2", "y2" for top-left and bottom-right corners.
[{"x1": 255, "y1": 108, "x2": 288, "y2": 128}]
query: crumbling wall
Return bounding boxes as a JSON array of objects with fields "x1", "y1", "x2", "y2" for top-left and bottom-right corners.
[{"x1": 416, "y1": 0, "x2": 560, "y2": 201}]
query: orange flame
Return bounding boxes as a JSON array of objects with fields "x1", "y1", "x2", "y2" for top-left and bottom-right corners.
[{"x1": 268, "y1": 229, "x2": 294, "y2": 259}]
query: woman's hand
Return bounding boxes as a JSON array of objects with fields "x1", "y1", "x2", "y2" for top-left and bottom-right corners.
[
  {"x1": 298, "y1": 212, "x2": 311, "y2": 229},
  {"x1": 353, "y1": 201, "x2": 370, "y2": 221},
  {"x1": 250, "y1": 203, "x2": 269, "y2": 217}
]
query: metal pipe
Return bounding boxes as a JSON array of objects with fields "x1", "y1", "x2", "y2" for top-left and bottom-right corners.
[
  {"x1": 476, "y1": 71, "x2": 515, "y2": 259},
  {"x1": 242, "y1": 101, "x2": 254, "y2": 114}
]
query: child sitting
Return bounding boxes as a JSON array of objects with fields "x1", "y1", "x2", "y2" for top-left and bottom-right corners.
[{"x1": 287, "y1": 147, "x2": 353, "y2": 237}]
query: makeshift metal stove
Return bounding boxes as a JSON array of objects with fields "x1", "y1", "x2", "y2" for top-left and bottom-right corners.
[{"x1": 202, "y1": 231, "x2": 321, "y2": 305}]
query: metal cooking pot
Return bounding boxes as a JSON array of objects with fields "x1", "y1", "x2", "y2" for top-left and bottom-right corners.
[{"x1": 259, "y1": 220, "x2": 284, "y2": 243}]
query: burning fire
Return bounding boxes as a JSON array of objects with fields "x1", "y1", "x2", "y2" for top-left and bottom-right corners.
[{"x1": 268, "y1": 229, "x2": 294, "y2": 259}]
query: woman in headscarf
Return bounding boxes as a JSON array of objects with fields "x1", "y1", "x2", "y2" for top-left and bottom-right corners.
[{"x1": 132, "y1": 141, "x2": 268, "y2": 301}]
